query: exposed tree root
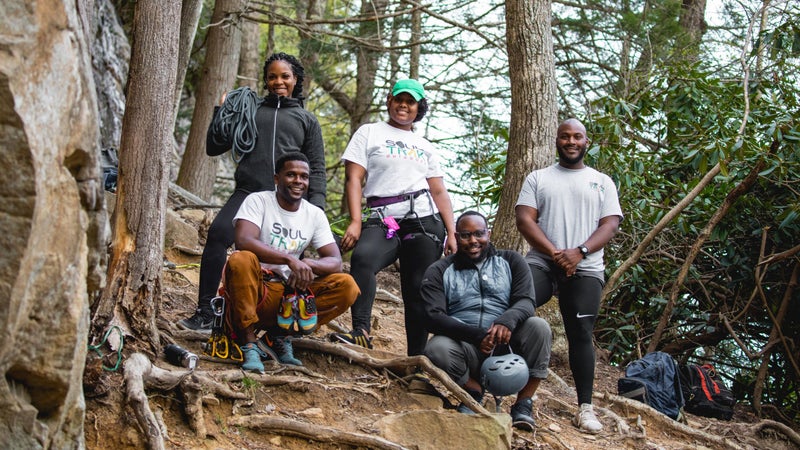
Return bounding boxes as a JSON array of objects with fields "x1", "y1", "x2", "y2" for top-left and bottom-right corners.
[
  {"x1": 292, "y1": 337, "x2": 492, "y2": 415},
  {"x1": 375, "y1": 287, "x2": 403, "y2": 304},
  {"x1": 536, "y1": 428, "x2": 574, "y2": 450},
  {"x1": 123, "y1": 338, "x2": 490, "y2": 449},
  {"x1": 596, "y1": 391, "x2": 746, "y2": 449},
  {"x1": 227, "y1": 415, "x2": 409, "y2": 450},
  {"x1": 126, "y1": 340, "x2": 800, "y2": 450},
  {"x1": 124, "y1": 354, "x2": 166, "y2": 450},
  {"x1": 123, "y1": 352, "x2": 250, "y2": 448},
  {"x1": 750, "y1": 419, "x2": 800, "y2": 448},
  {"x1": 210, "y1": 370, "x2": 386, "y2": 400}
]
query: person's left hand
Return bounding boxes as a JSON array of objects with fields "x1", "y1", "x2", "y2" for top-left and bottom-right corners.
[{"x1": 443, "y1": 233, "x2": 458, "y2": 256}]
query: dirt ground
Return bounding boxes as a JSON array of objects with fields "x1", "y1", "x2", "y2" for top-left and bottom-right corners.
[{"x1": 83, "y1": 216, "x2": 799, "y2": 450}]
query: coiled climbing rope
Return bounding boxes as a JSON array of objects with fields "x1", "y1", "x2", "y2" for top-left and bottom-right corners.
[{"x1": 208, "y1": 87, "x2": 262, "y2": 163}]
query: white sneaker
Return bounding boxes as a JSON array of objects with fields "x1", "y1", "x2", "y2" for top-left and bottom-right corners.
[{"x1": 573, "y1": 403, "x2": 603, "y2": 434}]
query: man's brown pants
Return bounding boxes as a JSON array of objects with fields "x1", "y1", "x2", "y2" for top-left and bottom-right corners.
[{"x1": 223, "y1": 250, "x2": 359, "y2": 334}]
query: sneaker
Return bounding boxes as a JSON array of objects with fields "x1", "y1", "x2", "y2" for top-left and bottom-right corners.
[
  {"x1": 240, "y1": 342, "x2": 265, "y2": 373},
  {"x1": 177, "y1": 308, "x2": 214, "y2": 333},
  {"x1": 456, "y1": 388, "x2": 484, "y2": 415},
  {"x1": 259, "y1": 334, "x2": 302, "y2": 366},
  {"x1": 329, "y1": 329, "x2": 373, "y2": 349},
  {"x1": 573, "y1": 403, "x2": 603, "y2": 434},
  {"x1": 296, "y1": 291, "x2": 317, "y2": 335},
  {"x1": 510, "y1": 397, "x2": 536, "y2": 430}
]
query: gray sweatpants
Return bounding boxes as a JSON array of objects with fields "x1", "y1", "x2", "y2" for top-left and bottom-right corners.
[{"x1": 424, "y1": 316, "x2": 552, "y2": 386}]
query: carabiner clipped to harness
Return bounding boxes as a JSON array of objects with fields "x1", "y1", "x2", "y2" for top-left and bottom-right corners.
[{"x1": 203, "y1": 295, "x2": 243, "y2": 362}]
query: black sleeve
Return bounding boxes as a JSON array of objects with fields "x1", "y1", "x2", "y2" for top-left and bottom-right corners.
[
  {"x1": 206, "y1": 106, "x2": 232, "y2": 156},
  {"x1": 302, "y1": 114, "x2": 326, "y2": 210},
  {"x1": 492, "y1": 251, "x2": 535, "y2": 331},
  {"x1": 420, "y1": 259, "x2": 487, "y2": 346}
]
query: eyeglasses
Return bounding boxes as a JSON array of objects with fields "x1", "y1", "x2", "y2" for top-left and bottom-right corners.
[{"x1": 456, "y1": 229, "x2": 488, "y2": 240}]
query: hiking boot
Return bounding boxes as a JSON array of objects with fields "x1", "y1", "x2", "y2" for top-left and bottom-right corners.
[
  {"x1": 177, "y1": 307, "x2": 214, "y2": 333},
  {"x1": 510, "y1": 397, "x2": 536, "y2": 430},
  {"x1": 259, "y1": 334, "x2": 302, "y2": 366},
  {"x1": 573, "y1": 403, "x2": 603, "y2": 434},
  {"x1": 456, "y1": 388, "x2": 484, "y2": 415},
  {"x1": 240, "y1": 342, "x2": 265, "y2": 373},
  {"x1": 329, "y1": 329, "x2": 373, "y2": 349}
]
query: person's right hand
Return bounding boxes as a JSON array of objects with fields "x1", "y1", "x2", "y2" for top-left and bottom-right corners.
[
  {"x1": 480, "y1": 323, "x2": 511, "y2": 354},
  {"x1": 340, "y1": 220, "x2": 362, "y2": 253},
  {"x1": 479, "y1": 333, "x2": 495, "y2": 354}
]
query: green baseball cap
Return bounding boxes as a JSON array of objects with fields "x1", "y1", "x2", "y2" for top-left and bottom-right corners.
[{"x1": 392, "y1": 79, "x2": 426, "y2": 101}]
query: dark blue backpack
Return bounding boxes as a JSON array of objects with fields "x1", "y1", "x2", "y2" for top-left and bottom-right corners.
[{"x1": 617, "y1": 352, "x2": 685, "y2": 420}]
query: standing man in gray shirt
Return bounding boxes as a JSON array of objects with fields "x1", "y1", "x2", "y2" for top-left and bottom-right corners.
[{"x1": 515, "y1": 118, "x2": 623, "y2": 434}]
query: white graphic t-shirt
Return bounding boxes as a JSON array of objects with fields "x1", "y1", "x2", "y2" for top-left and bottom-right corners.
[
  {"x1": 233, "y1": 191, "x2": 335, "y2": 279},
  {"x1": 341, "y1": 121, "x2": 444, "y2": 218}
]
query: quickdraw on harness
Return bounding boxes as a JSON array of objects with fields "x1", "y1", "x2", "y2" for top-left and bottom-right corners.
[
  {"x1": 203, "y1": 295, "x2": 243, "y2": 362},
  {"x1": 277, "y1": 285, "x2": 318, "y2": 335},
  {"x1": 398, "y1": 192, "x2": 442, "y2": 246}
]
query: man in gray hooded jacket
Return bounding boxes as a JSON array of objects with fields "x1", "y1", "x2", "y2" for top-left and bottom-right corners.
[{"x1": 420, "y1": 211, "x2": 551, "y2": 430}]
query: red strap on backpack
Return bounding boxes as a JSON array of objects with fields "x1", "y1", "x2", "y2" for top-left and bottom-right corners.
[{"x1": 695, "y1": 364, "x2": 723, "y2": 400}]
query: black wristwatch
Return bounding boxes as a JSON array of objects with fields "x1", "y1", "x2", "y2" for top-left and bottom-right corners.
[{"x1": 578, "y1": 244, "x2": 590, "y2": 259}]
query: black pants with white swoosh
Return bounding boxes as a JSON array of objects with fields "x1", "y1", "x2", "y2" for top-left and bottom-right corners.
[{"x1": 529, "y1": 264, "x2": 603, "y2": 406}]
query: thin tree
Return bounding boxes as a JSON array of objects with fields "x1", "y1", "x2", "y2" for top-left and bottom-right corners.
[
  {"x1": 172, "y1": 0, "x2": 205, "y2": 126},
  {"x1": 238, "y1": 18, "x2": 262, "y2": 91},
  {"x1": 91, "y1": 0, "x2": 181, "y2": 352},
  {"x1": 176, "y1": 0, "x2": 245, "y2": 200},
  {"x1": 492, "y1": 0, "x2": 557, "y2": 251}
]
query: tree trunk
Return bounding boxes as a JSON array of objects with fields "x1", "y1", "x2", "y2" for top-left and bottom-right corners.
[
  {"x1": 238, "y1": 18, "x2": 262, "y2": 91},
  {"x1": 352, "y1": 0, "x2": 389, "y2": 133},
  {"x1": 172, "y1": 0, "x2": 204, "y2": 124},
  {"x1": 92, "y1": 0, "x2": 181, "y2": 352},
  {"x1": 493, "y1": 0, "x2": 557, "y2": 252},
  {"x1": 679, "y1": 0, "x2": 708, "y2": 59},
  {"x1": 296, "y1": 0, "x2": 324, "y2": 96},
  {"x1": 679, "y1": 0, "x2": 707, "y2": 48},
  {"x1": 409, "y1": 8, "x2": 421, "y2": 79},
  {"x1": 175, "y1": 0, "x2": 245, "y2": 200}
]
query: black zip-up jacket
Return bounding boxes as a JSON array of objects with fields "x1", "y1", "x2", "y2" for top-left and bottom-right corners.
[
  {"x1": 206, "y1": 93, "x2": 326, "y2": 209},
  {"x1": 420, "y1": 244, "x2": 536, "y2": 347}
]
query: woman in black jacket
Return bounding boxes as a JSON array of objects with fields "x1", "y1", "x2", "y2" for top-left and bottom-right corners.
[{"x1": 179, "y1": 52, "x2": 326, "y2": 331}]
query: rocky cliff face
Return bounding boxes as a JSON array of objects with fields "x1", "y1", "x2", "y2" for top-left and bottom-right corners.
[{"x1": 0, "y1": 0, "x2": 106, "y2": 448}]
